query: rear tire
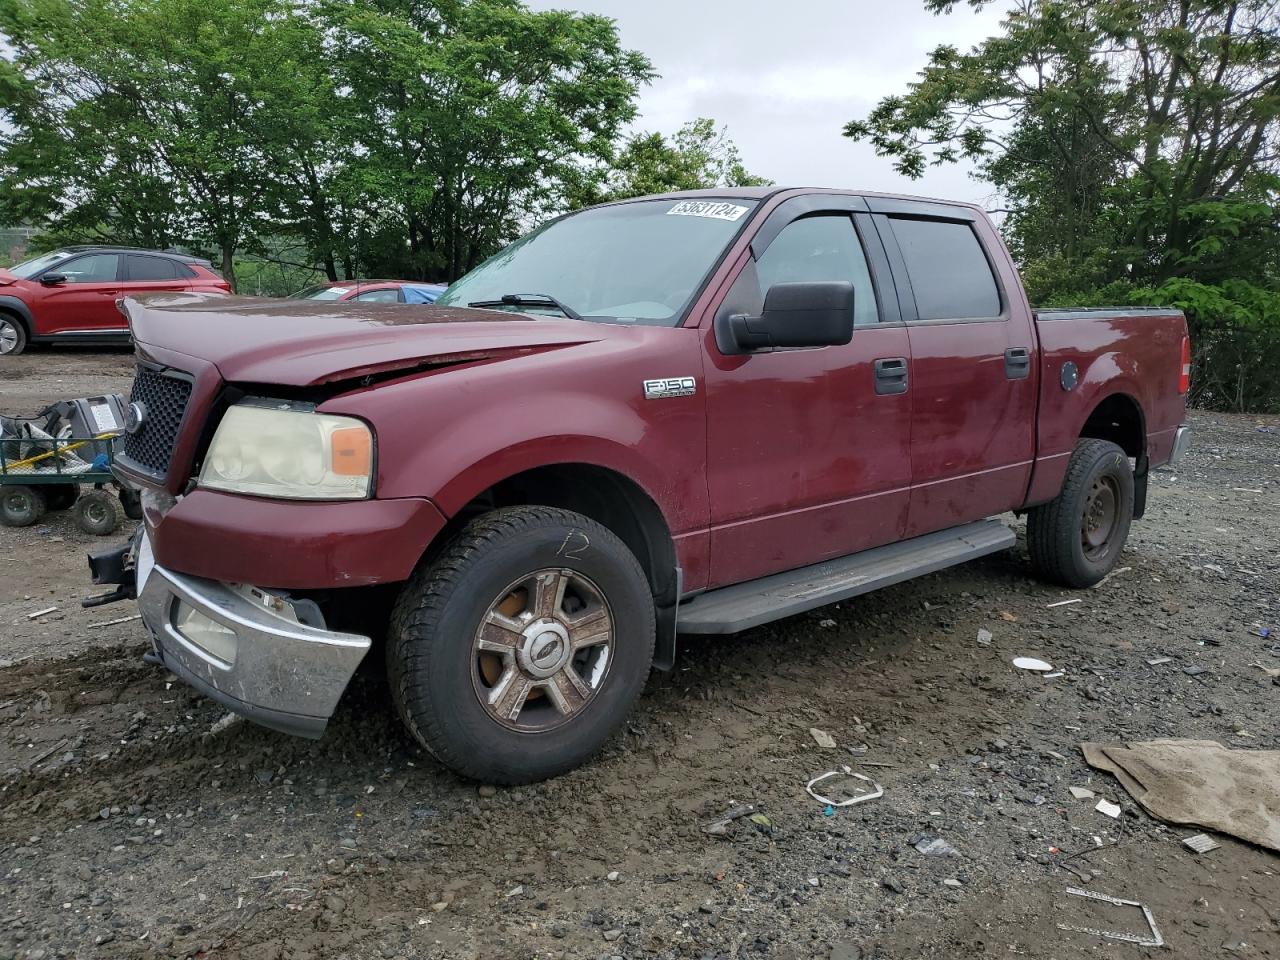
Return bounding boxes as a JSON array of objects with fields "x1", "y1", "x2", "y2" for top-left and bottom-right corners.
[
  {"x1": 388, "y1": 506, "x2": 655, "y2": 784},
  {"x1": 73, "y1": 489, "x2": 122, "y2": 536},
  {"x1": 1027, "y1": 438, "x2": 1134, "y2": 588},
  {"x1": 0, "y1": 314, "x2": 26, "y2": 356},
  {"x1": 1, "y1": 485, "x2": 46, "y2": 527}
]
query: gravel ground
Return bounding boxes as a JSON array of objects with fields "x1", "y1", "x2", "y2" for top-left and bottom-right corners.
[{"x1": 1, "y1": 349, "x2": 1278, "y2": 960}]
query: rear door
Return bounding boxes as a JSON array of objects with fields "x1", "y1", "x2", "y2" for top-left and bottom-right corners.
[
  {"x1": 870, "y1": 201, "x2": 1037, "y2": 537},
  {"x1": 123, "y1": 254, "x2": 193, "y2": 298},
  {"x1": 35, "y1": 253, "x2": 123, "y2": 335},
  {"x1": 702, "y1": 197, "x2": 913, "y2": 588}
]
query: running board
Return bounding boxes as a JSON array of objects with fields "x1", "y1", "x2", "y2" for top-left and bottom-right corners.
[{"x1": 676, "y1": 519, "x2": 1016, "y2": 635}]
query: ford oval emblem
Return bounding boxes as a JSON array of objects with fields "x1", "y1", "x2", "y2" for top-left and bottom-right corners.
[{"x1": 125, "y1": 401, "x2": 148, "y2": 435}]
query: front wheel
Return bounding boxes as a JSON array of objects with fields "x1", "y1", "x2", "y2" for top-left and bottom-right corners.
[
  {"x1": 1027, "y1": 438, "x2": 1134, "y2": 587},
  {"x1": 387, "y1": 506, "x2": 655, "y2": 784},
  {"x1": 0, "y1": 314, "x2": 27, "y2": 356},
  {"x1": 0, "y1": 485, "x2": 46, "y2": 527},
  {"x1": 73, "y1": 489, "x2": 122, "y2": 536}
]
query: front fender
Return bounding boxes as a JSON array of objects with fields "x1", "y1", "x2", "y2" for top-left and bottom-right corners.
[{"x1": 0, "y1": 295, "x2": 35, "y2": 333}]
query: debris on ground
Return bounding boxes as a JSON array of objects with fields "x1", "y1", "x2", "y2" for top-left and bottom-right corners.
[
  {"x1": 26, "y1": 606, "x2": 57, "y2": 620},
  {"x1": 1057, "y1": 887, "x2": 1164, "y2": 947},
  {"x1": 806, "y1": 767, "x2": 884, "y2": 807},
  {"x1": 702, "y1": 804, "x2": 756, "y2": 836},
  {"x1": 1013, "y1": 656, "x2": 1054, "y2": 672},
  {"x1": 1094, "y1": 799, "x2": 1122, "y2": 819},
  {"x1": 809, "y1": 727, "x2": 837, "y2": 749},
  {"x1": 1046, "y1": 598, "x2": 1082, "y2": 608},
  {"x1": 1068, "y1": 786, "x2": 1095, "y2": 800},
  {"x1": 1182, "y1": 834, "x2": 1221, "y2": 854},
  {"x1": 913, "y1": 836, "x2": 960, "y2": 857},
  {"x1": 1082, "y1": 740, "x2": 1280, "y2": 852}
]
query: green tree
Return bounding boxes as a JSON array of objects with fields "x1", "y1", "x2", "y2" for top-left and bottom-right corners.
[
  {"x1": 572, "y1": 117, "x2": 771, "y2": 207},
  {"x1": 846, "y1": 0, "x2": 1280, "y2": 411}
]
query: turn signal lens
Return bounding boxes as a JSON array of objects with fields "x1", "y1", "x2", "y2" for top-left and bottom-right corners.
[
  {"x1": 331, "y1": 426, "x2": 373, "y2": 477},
  {"x1": 1179, "y1": 336, "x2": 1191, "y2": 395}
]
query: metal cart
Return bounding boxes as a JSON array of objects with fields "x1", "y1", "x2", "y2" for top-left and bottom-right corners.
[{"x1": 0, "y1": 433, "x2": 130, "y2": 535}]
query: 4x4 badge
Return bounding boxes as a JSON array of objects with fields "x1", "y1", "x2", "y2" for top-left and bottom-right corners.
[{"x1": 643, "y1": 377, "x2": 696, "y2": 400}]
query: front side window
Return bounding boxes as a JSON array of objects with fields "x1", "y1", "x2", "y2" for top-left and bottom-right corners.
[
  {"x1": 890, "y1": 218, "x2": 1001, "y2": 320},
  {"x1": 60, "y1": 254, "x2": 120, "y2": 284},
  {"x1": 436, "y1": 198, "x2": 758, "y2": 327},
  {"x1": 755, "y1": 215, "x2": 879, "y2": 326}
]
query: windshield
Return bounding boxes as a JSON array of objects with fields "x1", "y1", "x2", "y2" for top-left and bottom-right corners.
[
  {"x1": 8, "y1": 250, "x2": 74, "y2": 279},
  {"x1": 436, "y1": 198, "x2": 758, "y2": 326},
  {"x1": 291, "y1": 284, "x2": 351, "y2": 300}
]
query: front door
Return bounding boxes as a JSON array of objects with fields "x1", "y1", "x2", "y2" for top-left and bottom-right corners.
[
  {"x1": 702, "y1": 203, "x2": 913, "y2": 588},
  {"x1": 36, "y1": 253, "x2": 123, "y2": 335}
]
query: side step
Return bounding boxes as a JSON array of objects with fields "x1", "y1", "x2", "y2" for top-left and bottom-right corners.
[{"x1": 676, "y1": 519, "x2": 1016, "y2": 635}]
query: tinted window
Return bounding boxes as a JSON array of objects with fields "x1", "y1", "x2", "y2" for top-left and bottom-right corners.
[
  {"x1": 60, "y1": 254, "x2": 119, "y2": 284},
  {"x1": 890, "y1": 218, "x2": 1000, "y2": 320},
  {"x1": 9, "y1": 250, "x2": 74, "y2": 279},
  {"x1": 292, "y1": 284, "x2": 350, "y2": 300},
  {"x1": 352, "y1": 288, "x2": 401, "y2": 303},
  {"x1": 127, "y1": 255, "x2": 179, "y2": 281},
  {"x1": 755, "y1": 215, "x2": 878, "y2": 326}
]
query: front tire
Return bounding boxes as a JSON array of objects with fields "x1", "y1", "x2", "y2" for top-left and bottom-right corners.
[
  {"x1": 1027, "y1": 438, "x2": 1134, "y2": 587},
  {"x1": 388, "y1": 506, "x2": 655, "y2": 784},
  {"x1": 73, "y1": 489, "x2": 122, "y2": 535},
  {"x1": 0, "y1": 314, "x2": 27, "y2": 356}
]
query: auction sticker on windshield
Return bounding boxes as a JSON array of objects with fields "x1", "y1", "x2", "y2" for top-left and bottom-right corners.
[{"x1": 666, "y1": 201, "x2": 749, "y2": 221}]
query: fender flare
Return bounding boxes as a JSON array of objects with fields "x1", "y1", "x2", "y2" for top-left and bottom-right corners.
[{"x1": 0, "y1": 295, "x2": 34, "y2": 334}]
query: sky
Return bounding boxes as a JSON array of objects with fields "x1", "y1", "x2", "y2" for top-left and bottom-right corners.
[{"x1": 525, "y1": 0, "x2": 1010, "y2": 208}]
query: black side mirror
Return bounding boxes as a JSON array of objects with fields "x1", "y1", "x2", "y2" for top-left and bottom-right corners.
[
  {"x1": 40, "y1": 273, "x2": 67, "y2": 285},
  {"x1": 720, "y1": 281, "x2": 855, "y2": 355}
]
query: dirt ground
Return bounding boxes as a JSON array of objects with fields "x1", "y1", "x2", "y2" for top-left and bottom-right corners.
[{"x1": 1, "y1": 347, "x2": 1278, "y2": 960}]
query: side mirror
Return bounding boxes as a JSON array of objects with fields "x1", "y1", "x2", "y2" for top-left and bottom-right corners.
[
  {"x1": 40, "y1": 273, "x2": 67, "y2": 285},
  {"x1": 721, "y1": 281, "x2": 854, "y2": 354}
]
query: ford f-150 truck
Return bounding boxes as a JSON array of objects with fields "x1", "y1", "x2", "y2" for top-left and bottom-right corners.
[{"x1": 88, "y1": 187, "x2": 1192, "y2": 784}]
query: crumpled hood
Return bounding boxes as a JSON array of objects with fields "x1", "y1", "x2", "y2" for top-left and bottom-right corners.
[
  {"x1": 0, "y1": 268, "x2": 17, "y2": 286},
  {"x1": 121, "y1": 292, "x2": 605, "y2": 386}
]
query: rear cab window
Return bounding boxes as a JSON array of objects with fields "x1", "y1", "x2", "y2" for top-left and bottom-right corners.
[{"x1": 889, "y1": 217, "x2": 1001, "y2": 320}]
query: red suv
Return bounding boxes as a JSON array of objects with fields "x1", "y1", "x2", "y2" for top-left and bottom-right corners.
[{"x1": 0, "y1": 246, "x2": 231, "y2": 355}]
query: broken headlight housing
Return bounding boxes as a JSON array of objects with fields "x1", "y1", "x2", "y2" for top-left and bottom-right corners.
[{"x1": 199, "y1": 399, "x2": 373, "y2": 500}]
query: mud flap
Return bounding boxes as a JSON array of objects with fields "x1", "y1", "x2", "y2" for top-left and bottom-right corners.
[
  {"x1": 652, "y1": 567, "x2": 682, "y2": 672},
  {"x1": 1133, "y1": 453, "x2": 1149, "y2": 520}
]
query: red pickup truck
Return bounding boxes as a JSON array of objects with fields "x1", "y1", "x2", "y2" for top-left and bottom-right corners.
[{"x1": 90, "y1": 188, "x2": 1191, "y2": 783}]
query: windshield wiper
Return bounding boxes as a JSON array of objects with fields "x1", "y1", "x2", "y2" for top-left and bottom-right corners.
[{"x1": 467, "y1": 293, "x2": 583, "y2": 321}]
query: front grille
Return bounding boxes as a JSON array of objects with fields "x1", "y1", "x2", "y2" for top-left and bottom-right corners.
[{"x1": 121, "y1": 366, "x2": 192, "y2": 476}]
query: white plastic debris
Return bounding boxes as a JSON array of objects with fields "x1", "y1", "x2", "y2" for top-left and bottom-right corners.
[
  {"x1": 1069, "y1": 786, "x2": 1096, "y2": 800},
  {"x1": 1013, "y1": 657, "x2": 1054, "y2": 672},
  {"x1": 1095, "y1": 799, "x2": 1122, "y2": 819},
  {"x1": 809, "y1": 728, "x2": 837, "y2": 749},
  {"x1": 976, "y1": 628, "x2": 993, "y2": 645},
  {"x1": 1182, "y1": 834, "x2": 1221, "y2": 854}
]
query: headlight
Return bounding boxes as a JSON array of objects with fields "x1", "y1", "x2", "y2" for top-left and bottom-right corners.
[{"x1": 199, "y1": 400, "x2": 373, "y2": 500}]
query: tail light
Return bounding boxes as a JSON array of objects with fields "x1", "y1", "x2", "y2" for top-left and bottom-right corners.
[{"x1": 1178, "y1": 336, "x2": 1191, "y2": 395}]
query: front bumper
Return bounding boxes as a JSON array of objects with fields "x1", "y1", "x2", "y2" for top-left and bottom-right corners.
[{"x1": 134, "y1": 533, "x2": 372, "y2": 737}]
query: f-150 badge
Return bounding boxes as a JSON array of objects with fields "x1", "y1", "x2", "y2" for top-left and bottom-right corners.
[{"x1": 643, "y1": 377, "x2": 696, "y2": 399}]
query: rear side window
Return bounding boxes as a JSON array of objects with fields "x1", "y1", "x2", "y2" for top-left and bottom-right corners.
[
  {"x1": 890, "y1": 218, "x2": 1000, "y2": 320},
  {"x1": 755, "y1": 215, "x2": 879, "y2": 326},
  {"x1": 126, "y1": 255, "x2": 180, "y2": 281}
]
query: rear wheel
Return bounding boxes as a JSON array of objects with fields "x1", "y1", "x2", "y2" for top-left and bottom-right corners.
[
  {"x1": 0, "y1": 314, "x2": 27, "y2": 356},
  {"x1": 73, "y1": 489, "x2": 122, "y2": 536},
  {"x1": 1027, "y1": 438, "x2": 1134, "y2": 587},
  {"x1": 0, "y1": 485, "x2": 46, "y2": 527},
  {"x1": 388, "y1": 506, "x2": 655, "y2": 784}
]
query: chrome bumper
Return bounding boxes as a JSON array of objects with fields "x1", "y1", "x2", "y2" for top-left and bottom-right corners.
[
  {"x1": 1169, "y1": 424, "x2": 1192, "y2": 465},
  {"x1": 134, "y1": 534, "x2": 371, "y2": 738}
]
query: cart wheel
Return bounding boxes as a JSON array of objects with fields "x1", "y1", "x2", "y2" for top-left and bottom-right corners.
[
  {"x1": 45, "y1": 484, "x2": 80, "y2": 511},
  {"x1": 1, "y1": 485, "x2": 47, "y2": 527},
  {"x1": 74, "y1": 490, "x2": 122, "y2": 536}
]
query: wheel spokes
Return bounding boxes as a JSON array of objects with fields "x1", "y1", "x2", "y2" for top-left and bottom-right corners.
[
  {"x1": 566, "y1": 606, "x2": 611, "y2": 650},
  {"x1": 488, "y1": 667, "x2": 534, "y2": 721},
  {"x1": 478, "y1": 610, "x2": 524, "y2": 653},
  {"x1": 532, "y1": 570, "x2": 569, "y2": 619},
  {"x1": 543, "y1": 667, "x2": 591, "y2": 716}
]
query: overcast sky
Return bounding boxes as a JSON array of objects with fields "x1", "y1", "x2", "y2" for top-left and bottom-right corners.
[{"x1": 526, "y1": 0, "x2": 1008, "y2": 208}]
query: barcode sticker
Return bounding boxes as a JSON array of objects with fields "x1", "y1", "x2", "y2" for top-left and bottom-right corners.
[{"x1": 666, "y1": 201, "x2": 749, "y2": 222}]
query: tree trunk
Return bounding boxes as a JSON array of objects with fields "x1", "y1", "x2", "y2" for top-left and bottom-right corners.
[
  {"x1": 220, "y1": 246, "x2": 237, "y2": 293},
  {"x1": 323, "y1": 253, "x2": 337, "y2": 282}
]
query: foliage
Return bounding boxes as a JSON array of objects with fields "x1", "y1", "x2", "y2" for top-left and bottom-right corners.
[
  {"x1": 0, "y1": 0, "x2": 655, "y2": 288},
  {"x1": 571, "y1": 117, "x2": 770, "y2": 207},
  {"x1": 846, "y1": 0, "x2": 1280, "y2": 411}
]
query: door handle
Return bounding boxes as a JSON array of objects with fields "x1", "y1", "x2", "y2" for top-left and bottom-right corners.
[
  {"x1": 1004, "y1": 347, "x2": 1031, "y2": 380},
  {"x1": 874, "y1": 357, "x2": 908, "y2": 395}
]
